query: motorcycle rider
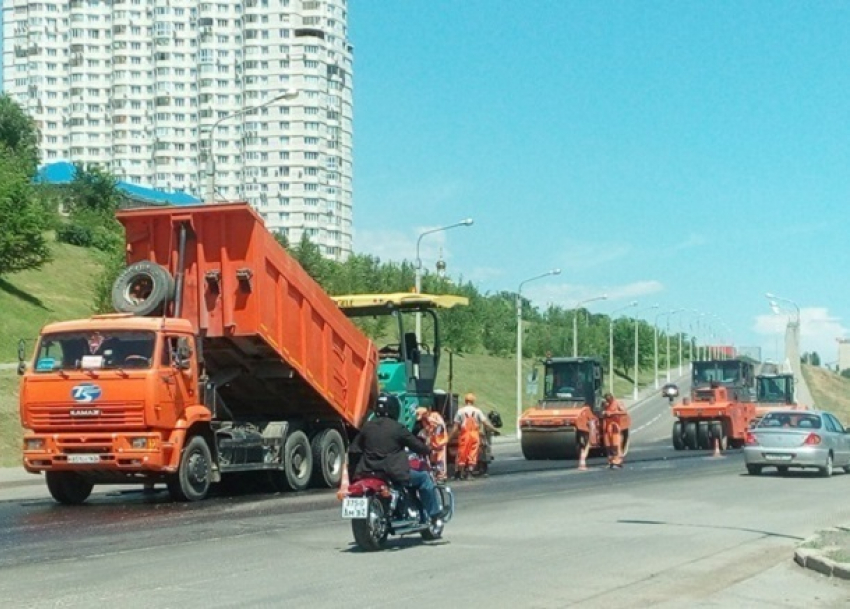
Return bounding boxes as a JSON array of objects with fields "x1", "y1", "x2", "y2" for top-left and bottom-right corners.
[{"x1": 348, "y1": 393, "x2": 443, "y2": 525}]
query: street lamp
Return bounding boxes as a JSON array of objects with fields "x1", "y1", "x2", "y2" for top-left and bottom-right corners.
[
  {"x1": 654, "y1": 308, "x2": 683, "y2": 388},
  {"x1": 204, "y1": 90, "x2": 299, "y2": 202},
  {"x1": 414, "y1": 218, "x2": 474, "y2": 340},
  {"x1": 572, "y1": 295, "x2": 607, "y2": 357},
  {"x1": 633, "y1": 304, "x2": 659, "y2": 400},
  {"x1": 609, "y1": 301, "x2": 637, "y2": 395},
  {"x1": 765, "y1": 292, "x2": 800, "y2": 324},
  {"x1": 516, "y1": 269, "x2": 562, "y2": 439}
]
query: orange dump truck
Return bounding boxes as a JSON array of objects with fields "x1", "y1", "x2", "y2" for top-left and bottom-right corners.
[
  {"x1": 519, "y1": 357, "x2": 630, "y2": 460},
  {"x1": 18, "y1": 203, "x2": 378, "y2": 504},
  {"x1": 671, "y1": 359, "x2": 756, "y2": 451}
]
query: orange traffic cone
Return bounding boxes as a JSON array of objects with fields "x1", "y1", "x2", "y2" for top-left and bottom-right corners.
[
  {"x1": 712, "y1": 437, "x2": 722, "y2": 458},
  {"x1": 336, "y1": 456, "x2": 350, "y2": 500}
]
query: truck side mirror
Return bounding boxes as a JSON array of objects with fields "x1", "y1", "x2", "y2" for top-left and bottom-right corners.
[
  {"x1": 17, "y1": 339, "x2": 26, "y2": 375},
  {"x1": 175, "y1": 337, "x2": 193, "y2": 370}
]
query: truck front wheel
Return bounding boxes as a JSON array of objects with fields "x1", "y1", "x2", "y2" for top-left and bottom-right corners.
[
  {"x1": 45, "y1": 471, "x2": 93, "y2": 505},
  {"x1": 168, "y1": 435, "x2": 212, "y2": 502}
]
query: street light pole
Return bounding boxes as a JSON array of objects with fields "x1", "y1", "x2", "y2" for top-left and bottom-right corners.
[
  {"x1": 572, "y1": 295, "x2": 607, "y2": 357},
  {"x1": 633, "y1": 304, "x2": 659, "y2": 400},
  {"x1": 414, "y1": 218, "x2": 474, "y2": 340},
  {"x1": 204, "y1": 90, "x2": 298, "y2": 203},
  {"x1": 516, "y1": 269, "x2": 561, "y2": 439},
  {"x1": 609, "y1": 301, "x2": 637, "y2": 395},
  {"x1": 663, "y1": 309, "x2": 684, "y2": 382}
]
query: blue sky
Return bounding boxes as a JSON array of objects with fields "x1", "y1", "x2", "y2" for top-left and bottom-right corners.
[{"x1": 350, "y1": 1, "x2": 850, "y2": 363}]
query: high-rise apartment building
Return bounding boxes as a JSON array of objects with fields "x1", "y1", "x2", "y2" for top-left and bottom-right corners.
[{"x1": 1, "y1": 0, "x2": 353, "y2": 259}]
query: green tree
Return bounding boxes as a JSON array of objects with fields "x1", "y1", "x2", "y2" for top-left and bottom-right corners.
[
  {"x1": 58, "y1": 164, "x2": 124, "y2": 253},
  {"x1": 0, "y1": 150, "x2": 52, "y2": 276},
  {"x1": 0, "y1": 94, "x2": 39, "y2": 176}
]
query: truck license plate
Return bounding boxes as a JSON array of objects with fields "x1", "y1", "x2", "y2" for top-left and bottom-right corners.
[
  {"x1": 341, "y1": 497, "x2": 368, "y2": 519},
  {"x1": 67, "y1": 454, "x2": 100, "y2": 464}
]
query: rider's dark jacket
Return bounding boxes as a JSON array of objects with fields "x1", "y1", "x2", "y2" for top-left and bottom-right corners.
[{"x1": 349, "y1": 417, "x2": 429, "y2": 484}]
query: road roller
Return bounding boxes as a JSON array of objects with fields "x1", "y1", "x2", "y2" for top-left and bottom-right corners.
[
  {"x1": 671, "y1": 359, "x2": 757, "y2": 451},
  {"x1": 519, "y1": 357, "x2": 630, "y2": 460}
]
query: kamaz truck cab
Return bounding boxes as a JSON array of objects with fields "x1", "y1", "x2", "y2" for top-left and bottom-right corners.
[{"x1": 332, "y1": 293, "x2": 468, "y2": 430}]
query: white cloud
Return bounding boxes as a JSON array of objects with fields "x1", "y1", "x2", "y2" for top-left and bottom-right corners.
[
  {"x1": 353, "y1": 225, "x2": 464, "y2": 269},
  {"x1": 753, "y1": 307, "x2": 848, "y2": 362}
]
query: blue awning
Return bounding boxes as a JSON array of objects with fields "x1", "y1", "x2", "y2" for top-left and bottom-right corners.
[{"x1": 35, "y1": 162, "x2": 203, "y2": 206}]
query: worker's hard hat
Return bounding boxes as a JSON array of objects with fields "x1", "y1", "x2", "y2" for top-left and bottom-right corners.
[
  {"x1": 415, "y1": 407, "x2": 428, "y2": 420},
  {"x1": 464, "y1": 393, "x2": 476, "y2": 404}
]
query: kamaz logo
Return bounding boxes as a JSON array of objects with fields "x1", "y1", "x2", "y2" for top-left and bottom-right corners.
[
  {"x1": 70, "y1": 409, "x2": 101, "y2": 417},
  {"x1": 71, "y1": 383, "x2": 102, "y2": 403}
]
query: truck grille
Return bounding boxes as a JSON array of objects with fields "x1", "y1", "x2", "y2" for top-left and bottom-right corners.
[{"x1": 28, "y1": 402, "x2": 145, "y2": 429}]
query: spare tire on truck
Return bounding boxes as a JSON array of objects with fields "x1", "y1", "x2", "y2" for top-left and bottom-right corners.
[{"x1": 111, "y1": 261, "x2": 175, "y2": 316}]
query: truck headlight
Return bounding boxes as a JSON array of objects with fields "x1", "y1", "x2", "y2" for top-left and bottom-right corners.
[
  {"x1": 24, "y1": 438, "x2": 44, "y2": 450},
  {"x1": 130, "y1": 437, "x2": 148, "y2": 449}
]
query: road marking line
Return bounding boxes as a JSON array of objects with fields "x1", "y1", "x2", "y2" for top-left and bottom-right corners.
[{"x1": 632, "y1": 412, "x2": 664, "y2": 435}]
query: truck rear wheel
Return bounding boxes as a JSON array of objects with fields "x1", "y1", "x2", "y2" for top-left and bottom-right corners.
[
  {"x1": 709, "y1": 421, "x2": 728, "y2": 450},
  {"x1": 111, "y1": 260, "x2": 175, "y2": 316},
  {"x1": 672, "y1": 421, "x2": 685, "y2": 450},
  {"x1": 697, "y1": 422, "x2": 711, "y2": 449},
  {"x1": 310, "y1": 428, "x2": 345, "y2": 488},
  {"x1": 45, "y1": 471, "x2": 93, "y2": 505},
  {"x1": 684, "y1": 422, "x2": 698, "y2": 449},
  {"x1": 167, "y1": 435, "x2": 212, "y2": 502}
]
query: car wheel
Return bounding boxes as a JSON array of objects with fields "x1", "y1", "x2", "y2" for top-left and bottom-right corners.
[
  {"x1": 746, "y1": 464, "x2": 762, "y2": 476},
  {"x1": 820, "y1": 453, "x2": 834, "y2": 478}
]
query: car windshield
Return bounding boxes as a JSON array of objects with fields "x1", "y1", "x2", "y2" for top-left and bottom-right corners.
[
  {"x1": 35, "y1": 331, "x2": 156, "y2": 372},
  {"x1": 758, "y1": 413, "x2": 822, "y2": 430}
]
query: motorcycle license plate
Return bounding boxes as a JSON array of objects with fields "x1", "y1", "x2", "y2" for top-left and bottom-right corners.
[{"x1": 341, "y1": 497, "x2": 369, "y2": 519}]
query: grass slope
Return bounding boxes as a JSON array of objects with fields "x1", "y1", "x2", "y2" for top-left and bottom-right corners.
[
  {"x1": 0, "y1": 239, "x2": 102, "y2": 362},
  {"x1": 802, "y1": 363, "x2": 850, "y2": 422},
  {"x1": 0, "y1": 371, "x2": 21, "y2": 467}
]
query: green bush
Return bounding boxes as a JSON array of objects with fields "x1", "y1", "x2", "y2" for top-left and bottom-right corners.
[{"x1": 56, "y1": 223, "x2": 94, "y2": 247}]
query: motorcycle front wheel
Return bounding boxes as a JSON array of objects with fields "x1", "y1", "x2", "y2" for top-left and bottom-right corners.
[{"x1": 351, "y1": 497, "x2": 389, "y2": 552}]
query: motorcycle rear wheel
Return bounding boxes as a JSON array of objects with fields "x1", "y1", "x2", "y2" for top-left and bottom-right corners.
[{"x1": 351, "y1": 497, "x2": 388, "y2": 552}]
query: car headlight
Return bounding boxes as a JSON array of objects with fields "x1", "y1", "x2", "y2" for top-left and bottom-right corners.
[{"x1": 24, "y1": 438, "x2": 44, "y2": 450}]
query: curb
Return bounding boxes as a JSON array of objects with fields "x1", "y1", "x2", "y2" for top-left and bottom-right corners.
[{"x1": 794, "y1": 527, "x2": 850, "y2": 580}]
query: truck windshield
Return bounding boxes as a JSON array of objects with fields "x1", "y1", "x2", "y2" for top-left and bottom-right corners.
[
  {"x1": 34, "y1": 331, "x2": 156, "y2": 372},
  {"x1": 693, "y1": 362, "x2": 742, "y2": 385},
  {"x1": 757, "y1": 377, "x2": 789, "y2": 402},
  {"x1": 544, "y1": 363, "x2": 593, "y2": 403}
]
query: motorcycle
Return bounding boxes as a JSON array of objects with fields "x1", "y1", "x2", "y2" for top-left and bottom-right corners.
[
  {"x1": 341, "y1": 454, "x2": 454, "y2": 552},
  {"x1": 662, "y1": 383, "x2": 680, "y2": 405}
]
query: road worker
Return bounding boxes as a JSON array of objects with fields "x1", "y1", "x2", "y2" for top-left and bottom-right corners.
[
  {"x1": 453, "y1": 393, "x2": 498, "y2": 480},
  {"x1": 415, "y1": 406, "x2": 449, "y2": 483},
  {"x1": 602, "y1": 393, "x2": 627, "y2": 469}
]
